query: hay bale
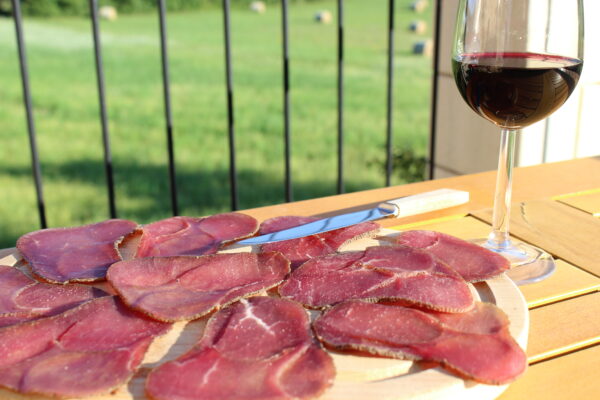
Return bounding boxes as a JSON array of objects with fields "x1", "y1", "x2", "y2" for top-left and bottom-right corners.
[
  {"x1": 410, "y1": 0, "x2": 428, "y2": 13},
  {"x1": 249, "y1": 1, "x2": 266, "y2": 14},
  {"x1": 99, "y1": 6, "x2": 117, "y2": 21},
  {"x1": 409, "y1": 20, "x2": 427, "y2": 34},
  {"x1": 412, "y1": 39, "x2": 433, "y2": 57},
  {"x1": 314, "y1": 10, "x2": 332, "y2": 24}
]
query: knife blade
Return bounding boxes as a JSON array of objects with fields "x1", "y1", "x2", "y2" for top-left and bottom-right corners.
[{"x1": 236, "y1": 189, "x2": 469, "y2": 245}]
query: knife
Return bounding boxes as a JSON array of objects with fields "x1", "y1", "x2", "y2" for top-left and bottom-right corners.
[{"x1": 236, "y1": 189, "x2": 469, "y2": 245}]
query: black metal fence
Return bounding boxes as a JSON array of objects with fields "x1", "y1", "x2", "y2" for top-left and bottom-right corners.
[{"x1": 9, "y1": 0, "x2": 441, "y2": 229}]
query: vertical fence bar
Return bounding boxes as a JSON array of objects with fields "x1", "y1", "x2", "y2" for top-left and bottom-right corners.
[
  {"x1": 336, "y1": 0, "x2": 345, "y2": 194},
  {"x1": 89, "y1": 0, "x2": 117, "y2": 218},
  {"x1": 222, "y1": 0, "x2": 238, "y2": 211},
  {"x1": 157, "y1": 0, "x2": 179, "y2": 215},
  {"x1": 281, "y1": 0, "x2": 292, "y2": 202},
  {"x1": 11, "y1": 0, "x2": 47, "y2": 228},
  {"x1": 385, "y1": 0, "x2": 396, "y2": 187},
  {"x1": 428, "y1": 0, "x2": 442, "y2": 180}
]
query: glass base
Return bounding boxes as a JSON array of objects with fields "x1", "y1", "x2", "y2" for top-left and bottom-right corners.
[{"x1": 471, "y1": 238, "x2": 556, "y2": 286}]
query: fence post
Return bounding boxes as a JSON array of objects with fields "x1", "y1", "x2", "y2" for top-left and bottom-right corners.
[
  {"x1": 281, "y1": 0, "x2": 293, "y2": 202},
  {"x1": 89, "y1": 0, "x2": 117, "y2": 218},
  {"x1": 157, "y1": 0, "x2": 179, "y2": 216},
  {"x1": 222, "y1": 0, "x2": 238, "y2": 211},
  {"x1": 336, "y1": 0, "x2": 345, "y2": 194},
  {"x1": 11, "y1": 0, "x2": 47, "y2": 228},
  {"x1": 428, "y1": 0, "x2": 442, "y2": 180},
  {"x1": 385, "y1": 0, "x2": 396, "y2": 186}
]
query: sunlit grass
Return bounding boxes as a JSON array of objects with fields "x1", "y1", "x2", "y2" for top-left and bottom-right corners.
[{"x1": 0, "y1": 0, "x2": 432, "y2": 247}]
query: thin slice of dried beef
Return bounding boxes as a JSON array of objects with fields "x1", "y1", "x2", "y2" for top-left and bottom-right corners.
[
  {"x1": 279, "y1": 245, "x2": 474, "y2": 312},
  {"x1": 124, "y1": 213, "x2": 258, "y2": 259},
  {"x1": 0, "y1": 296, "x2": 171, "y2": 398},
  {"x1": 145, "y1": 296, "x2": 335, "y2": 400},
  {"x1": 258, "y1": 215, "x2": 379, "y2": 269},
  {"x1": 107, "y1": 252, "x2": 290, "y2": 322},
  {"x1": 0, "y1": 265, "x2": 107, "y2": 328},
  {"x1": 16, "y1": 219, "x2": 138, "y2": 283},
  {"x1": 395, "y1": 230, "x2": 510, "y2": 282},
  {"x1": 313, "y1": 300, "x2": 526, "y2": 385}
]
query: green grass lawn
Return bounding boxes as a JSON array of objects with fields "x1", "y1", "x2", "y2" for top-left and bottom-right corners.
[{"x1": 0, "y1": 0, "x2": 433, "y2": 247}]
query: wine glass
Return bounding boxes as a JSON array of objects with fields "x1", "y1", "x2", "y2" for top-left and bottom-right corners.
[{"x1": 451, "y1": 0, "x2": 584, "y2": 285}]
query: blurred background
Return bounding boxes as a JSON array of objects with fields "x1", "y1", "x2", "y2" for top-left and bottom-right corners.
[{"x1": 0, "y1": 0, "x2": 598, "y2": 247}]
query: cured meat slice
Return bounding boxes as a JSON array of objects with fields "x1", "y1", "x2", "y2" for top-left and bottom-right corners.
[
  {"x1": 0, "y1": 296, "x2": 171, "y2": 398},
  {"x1": 107, "y1": 252, "x2": 290, "y2": 322},
  {"x1": 127, "y1": 213, "x2": 258, "y2": 258},
  {"x1": 146, "y1": 296, "x2": 335, "y2": 400},
  {"x1": 0, "y1": 265, "x2": 107, "y2": 328},
  {"x1": 259, "y1": 215, "x2": 379, "y2": 269},
  {"x1": 395, "y1": 230, "x2": 510, "y2": 282},
  {"x1": 279, "y1": 245, "x2": 474, "y2": 312},
  {"x1": 16, "y1": 219, "x2": 138, "y2": 283},
  {"x1": 313, "y1": 300, "x2": 526, "y2": 385}
]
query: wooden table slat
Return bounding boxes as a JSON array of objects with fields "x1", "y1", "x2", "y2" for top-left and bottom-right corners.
[
  {"x1": 498, "y1": 344, "x2": 600, "y2": 400},
  {"x1": 526, "y1": 292, "x2": 600, "y2": 363},
  {"x1": 472, "y1": 200, "x2": 600, "y2": 277},
  {"x1": 393, "y1": 215, "x2": 494, "y2": 240},
  {"x1": 557, "y1": 189, "x2": 600, "y2": 216},
  {"x1": 241, "y1": 158, "x2": 600, "y2": 227},
  {"x1": 519, "y1": 259, "x2": 600, "y2": 308}
]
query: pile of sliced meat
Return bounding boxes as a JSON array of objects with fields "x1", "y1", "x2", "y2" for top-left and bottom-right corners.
[
  {"x1": 0, "y1": 296, "x2": 171, "y2": 398},
  {"x1": 146, "y1": 297, "x2": 335, "y2": 400},
  {"x1": 395, "y1": 230, "x2": 510, "y2": 282},
  {"x1": 16, "y1": 219, "x2": 138, "y2": 283},
  {"x1": 258, "y1": 216, "x2": 379, "y2": 269},
  {"x1": 107, "y1": 252, "x2": 290, "y2": 322},
  {"x1": 0, "y1": 265, "x2": 107, "y2": 327},
  {"x1": 313, "y1": 300, "x2": 526, "y2": 384},
  {"x1": 279, "y1": 245, "x2": 474, "y2": 312},
  {"x1": 5, "y1": 212, "x2": 525, "y2": 398},
  {"x1": 122, "y1": 213, "x2": 258, "y2": 258}
]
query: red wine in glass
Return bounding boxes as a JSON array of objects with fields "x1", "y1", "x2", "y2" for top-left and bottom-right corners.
[
  {"x1": 453, "y1": 52, "x2": 583, "y2": 129},
  {"x1": 452, "y1": 0, "x2": 584, "y2": 285}
]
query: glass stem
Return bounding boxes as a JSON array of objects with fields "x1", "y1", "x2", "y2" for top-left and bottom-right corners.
[{"x1": 488, "y1": 128, "x2": 517, "y2": 250}]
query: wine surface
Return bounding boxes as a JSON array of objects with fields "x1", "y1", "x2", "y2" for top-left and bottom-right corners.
[{"x1": 453, "y1": 52, "x2": 583, "y2": 129}]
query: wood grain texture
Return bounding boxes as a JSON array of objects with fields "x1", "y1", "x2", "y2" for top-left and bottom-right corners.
[
  {"x1": 393, "y1": 215, "x2": 493, "y2": 239},
  {"x1": 498, "y1": 344, "x2": 600, "y2": 400},
  {"x1": 472, "y1": 200, "x2": 600, "y2": 277},
  {"x1": 241, "y1": 157, "x2": 600, "y2": 227},
  {"x1": 557, "y1": 189, "x2": 600, "y2": 216},
  {"x1": 526, "y1": 293, "x2": 600, "y2": 363},
  {"x1": 519, "y1": 259, "x2": 600, "y2": 308}
]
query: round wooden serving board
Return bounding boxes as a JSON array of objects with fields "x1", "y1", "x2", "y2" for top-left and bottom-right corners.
[{"x1": 0, "y1": 229, "x2": 529, "y2": 400}]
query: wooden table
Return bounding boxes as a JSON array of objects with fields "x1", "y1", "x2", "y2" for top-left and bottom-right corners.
[
  {"x1": 240, "y1": 156, "x2": 600, "y2": 399},
  {"x1": 1, "y1": 157, "x2": 598, "y2": 399}
]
